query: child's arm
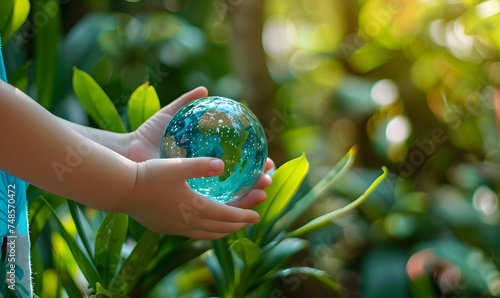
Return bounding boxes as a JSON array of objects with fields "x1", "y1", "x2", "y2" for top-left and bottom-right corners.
[
  {"x1": 56, "y1": 87, "x2": 209, "y2": 162},
  {"x1": 0, "y1": 81, "x2": 263, "y2": 239},
  {"x1": 58, "y1": 86, "x2": 274, "y2": 211}
]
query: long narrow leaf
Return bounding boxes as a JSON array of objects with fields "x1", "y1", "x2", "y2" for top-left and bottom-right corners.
[
  {"x1": 67, "y1": 201, "x2": 94, "y2": 260},
  {"x1": 61, "y1": 269, "x2": 86, "y2": 298},
  {"x1": 270, "y1": 146, "x2": 357, "y2": 239},
  {"x1": 34, "y1": 0, "x2": 60, "y2": 109},
  {"x1": 248, "y1": 267, "x2": 339, "y2": 294},
  {"x1": 8, "y1": 61, "x2": 31, "y2": 92},
  {"x1": 212, "y1": 238, "x2": 235, "y2": 294},
  {"x1": 28, "y1": 195, "x2": 65, "y2": 244},
  {"x1": 201, "y1": 250, "x2": 226, "y2": 297},
  {"x1": 228, "y1": 238, "x2": 260, "y2": 268},
  {"x1": 0, "y1": 0, "x2": 30, "y2": 46},
  {"x1": 111, "y1": 229, "x2": 160, "y2": 295},
  {"x1": 95, "y1": 282, "x2": 131, "y2": 298},
  {"x1": 252, "y1": 154, "x2": 309, "y2": 242},
  {"x1": 127, "y1": 82, "x2": 160, "y2": 131},
  {"x1": 73, "y1": 67, "x2": 126, "y2": 133},
  {"x1": 40, "y1": 196, "x2": 101, "y2": 290},
  {"x1": 0, "y1": 1, "x2": 14, "y2": 35},
  {"x1": 290, "y1": 167, "x2": 388, "y2": 237},
  {"x1": 95, "y1": 213, "x2": 128, "y2": 288},
  {"x1": 250, "y1": 238, "x2": 308, "y2": 282},
  {"x1": 138, "y1": 239, "x2": 209, "y2": 292}
]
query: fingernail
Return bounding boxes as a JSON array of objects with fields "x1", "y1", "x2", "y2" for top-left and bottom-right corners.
[
  {"x1": 251, "y1": 216, "x2": 260, "y2": 223},
  {"x1": 210, "y1": 159, "x2": 224, "y2": 171},
  {"x1": 266, "y1": 174, "x2": 272, "y2": 183}
]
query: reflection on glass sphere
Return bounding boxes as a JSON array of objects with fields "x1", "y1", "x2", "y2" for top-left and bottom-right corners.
[{"x1": 160, "y1": 96, "x2": 267, "y2": 203}]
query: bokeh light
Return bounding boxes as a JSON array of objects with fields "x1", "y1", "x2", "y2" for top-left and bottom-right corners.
[{"x1": 386, "y1": 116, "x2": 411, "y2": 144}]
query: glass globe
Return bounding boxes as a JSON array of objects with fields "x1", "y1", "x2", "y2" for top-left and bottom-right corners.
[{"x1": 160, "y1": 96, "x2": 267, "y2": 202}]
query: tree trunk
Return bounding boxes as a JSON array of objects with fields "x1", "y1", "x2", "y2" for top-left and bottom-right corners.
[{"x1": 228, "y1": 0, "x2": 286, "y2": 166}]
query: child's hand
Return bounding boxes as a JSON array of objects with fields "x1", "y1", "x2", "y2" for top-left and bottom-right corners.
[
  {"x1": 126, "y1": 86, "x2": 275, "y2": 212},
  {"x1": 127, "y1": 87, "x2": 209, "y2": 162},
  {"x1": 122, "y1": 157, "x2": 272, "y2": 240}
]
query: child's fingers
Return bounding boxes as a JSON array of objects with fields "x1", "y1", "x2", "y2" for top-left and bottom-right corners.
[
  {"x1": 170, "y1": 157, "x2": 224, "y2": 179},
  {"x1": 202, "y1": 200, "x2": 260, "y2": 223},
  {"x1": 194, "y1": 218, "x2": 250, "y2": 234},
  {"x1": 226, "y1": 189, "x2": 267, "y2": 209},
  {"x1": 254, "y1": 174, "x2": 272, "y2": 189},
  {"x1": 264, "y1": 158, "x2": 275, "y2": 172}
]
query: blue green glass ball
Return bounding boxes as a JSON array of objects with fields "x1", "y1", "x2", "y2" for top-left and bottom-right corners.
[{"x1": 160, "y1": 96, "x2": 268, "y2": 203}]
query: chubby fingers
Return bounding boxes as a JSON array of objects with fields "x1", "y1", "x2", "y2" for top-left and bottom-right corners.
[
  {"x1": 255, "y1": 173, "x2": 272, "y2": 189},
  {"x1": 198, "y1": 198, "x2": 260, "y2": 223},
  {"x1": 264, "y1": 158, "x2": 275, "y2": 173},
  {"x1": 179, "y1": 201, "x2": 258, "y2": 239},
  {"x1": 170, "y1": 157, "x2": 224, "y2": 180},
  {"x1": 226, "y1": 174, "x2": 271, "y2": 209},
  {"x1": 227, "y1": 188, "x2": 267, "y2": 209},
  {"x1": 226, "y1": 158, "x2": 273, "y2": 209}
]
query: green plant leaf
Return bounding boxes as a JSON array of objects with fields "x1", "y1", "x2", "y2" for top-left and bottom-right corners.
[
  {"x1": 67, "y1": 201, "x2": 94, "y2": 261},
  {"x1": 248, "y1": 267, "x2": 339, "y2": 293},
  {"x1": 34, "y1": 0, "x2": 61, "y2": 109},
  {"x1": 271, "y1": 146, "x2": 358, "y2": 239},
  {"x1": 251, "y1": 238, "x2": 308, "y2": 282},
  {"x1": 127, "y1": 82, "x2": 160, "y2": 131},
  {"x1": 95, "y1": 282, "x2": 131, "y2": 298},
  {"x1": 0, "y1": 0, "x2": 30, "y2": 46},
  {"x1": 28, "y1": 194, "x2": 65, "y2": 244},
  {"x1": 73, "y1": 67, "x2": 126, "y2": 133},
  {"x1": 138, "y1": 237, "x2": 208, "y2": 292},
  {"x1": 228, "y1": 238, "x2": 261, "y2": 268},
  {"x1": 212, "y1": 238, "x2": 235, "y2": 294},
  {"x1": 61, "y1": 269, "x2": 86, "y2": 298},
  {"x1": 8, "y1": 61, "x2": 31, "y2": 92},
  {"x1": 0, "y1": 1, "x2": 14, "y2": 36},
  {"x1": 290, "y1": 167, "x2": 388, "y2": 237},
  {"x1": 201, "y1": 250, "x2": 226, "y2": 297},
  {"x1": 39, "y1": 196, "x2": 101, "y2": 290},
  {"x1": 111, "y1": 229, "x2": 160, "y2": 295},
  {"x1": 127, "y1": 217, "x2": 147, "y2": 241},
  {"x1": 95, "y1": 213, "x2": 128, "y2": 288},
  {"x1": 252, "y1": 154, "x2": 309, "y2": 242}
]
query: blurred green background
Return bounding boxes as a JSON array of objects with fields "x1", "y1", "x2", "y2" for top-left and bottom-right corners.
[{"x1": 4, "y1": 0, "x2": 500, "y2": 297}]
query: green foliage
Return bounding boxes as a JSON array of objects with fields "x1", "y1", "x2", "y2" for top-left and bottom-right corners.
[
  {"x1": 34, "y1": 0, "x2": 60, "y2": 109},
  {"x1": 5, "y1": 0, "x2": 499, "y2": 296},
  {"x1": 38, "y1": 196, "x2": 101, "y2": 290},
  {"x1": 202, "y1": 153, "x2": 386, "y2": 297},
  {"x1": 254, "y1": 267, "x2": 339, "y2": 293},
  {"x1": 128, "y1": 82, "x2": 161, "y2": 131},
  {"x1": 252, "y1": 153, "x2": 309, "y2": 243},
  {"x1": 228, "y1": 238, "x2": 260, "y2": 267},
  {"x1": 94, "y1": 213, "x2": 128, "y2": 288},
  {"x1": 7, "y1": 61, "x2": 30, "y2": 92},
  {"x1": 110, "y1": 230, "x2": 160, "y2": 295},
  {"x1": 73, "y1": 67, "x2": 126, "y2": 133},
  {"x1": 290, "y1": 166, "x2": 387, "y2": 237},
  {"x1": 0, "y1": 0, "x2": 30, "y2": 45},
  {"x1": 270, "y1": 147, "x2": 358, "y2": 241},
  {"x1": 90, "y1": 283, "x2": 130, "y2": 298}
]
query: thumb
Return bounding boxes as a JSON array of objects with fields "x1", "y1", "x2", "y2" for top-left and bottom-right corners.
[{"x1": 174, "y1": 157, "x2": 224, "y2": 180}]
